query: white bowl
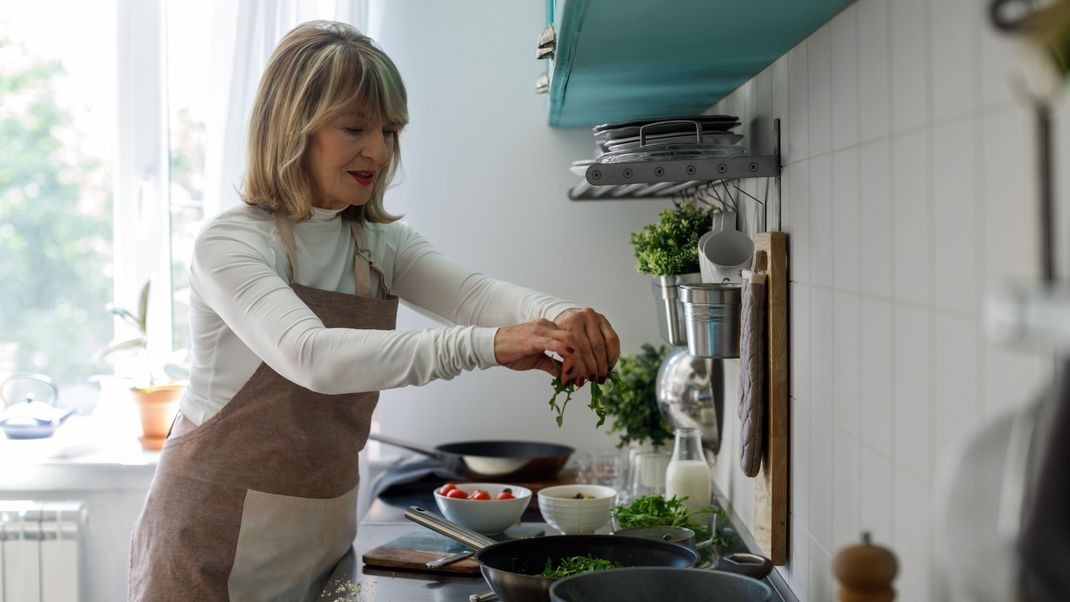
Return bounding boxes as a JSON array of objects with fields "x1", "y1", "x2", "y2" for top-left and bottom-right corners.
[
  {"x1": 433, "y1": 483, "x2": 532, "y2": 534},
  {"x1": 537, "y1": 484, "x2": 617, "y2": 534}
]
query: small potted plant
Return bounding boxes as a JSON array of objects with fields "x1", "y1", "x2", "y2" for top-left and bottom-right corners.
[
  {"x1": 98, "y1": 281, "x2": 188, "y2": 450},
  {"x1": 600, "y1": 343, "x2": 674, "y2": 451},
  {"x1": 630, "y1": 202, "x2": 714, "y2": 345}
]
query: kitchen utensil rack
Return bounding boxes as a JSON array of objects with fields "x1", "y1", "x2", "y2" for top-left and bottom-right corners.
[{"x1": 569, "y1": 120, "x2": 781, "y2": 202}]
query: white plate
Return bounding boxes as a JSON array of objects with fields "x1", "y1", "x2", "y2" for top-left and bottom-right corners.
[
  {"x1": 570, "y1": 159, "x2": 596, "y2": 176},
  {"x1": 603, "y1": 131, "x2": 744, "y2": 152}
]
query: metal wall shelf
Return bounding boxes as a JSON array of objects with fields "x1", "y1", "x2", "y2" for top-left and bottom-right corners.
[
  {"x1": 569, "y1": 154, "x2": 780, "y2": 201},
  {"x1": 569, "y1": 119, "x2": 782, "y2": 201}
]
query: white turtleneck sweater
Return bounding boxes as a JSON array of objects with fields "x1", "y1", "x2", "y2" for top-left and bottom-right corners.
[{"x1": 180, "y1": 204, "x2": 577, "y2": 425}]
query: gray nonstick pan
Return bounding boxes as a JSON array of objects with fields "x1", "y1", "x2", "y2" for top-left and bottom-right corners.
[
  {"x1": 371, "y1": 433, "x2": 573, "y2": 481},
  {"x1": 548, "y1": 567, "x2": 773, "y2": 601},
  {"x1": 404, "y1": 506, "x2": 698, "y2": 602}
]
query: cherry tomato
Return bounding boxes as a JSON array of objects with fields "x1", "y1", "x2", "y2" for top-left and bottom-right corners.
[
  {"x1": 438, "y1": 483, "x2": 457, "y2": 496},
  {"x1": 446, "y1": 488, "x2": 469, "y2": 499},
  {"x1": 496, "y1": 491, "x2": 515, "y2": 500},
  {"x1": 470, "y1": 490, "x2": 491, "y2": 501}
]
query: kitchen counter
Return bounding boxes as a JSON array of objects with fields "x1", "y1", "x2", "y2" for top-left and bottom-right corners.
[
  {"x1": 318, "y1": 520, "x2": 488, "y2": 602},
  {"x1": 322, "y1": 485, "x2": 792, "y2": 602}
]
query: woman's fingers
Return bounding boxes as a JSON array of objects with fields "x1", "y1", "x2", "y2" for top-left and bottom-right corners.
[
  {"x1": 550, "y1": 308, "x2": 623, "y2": 385},
  {"x1": 494, "y1": 311, "x2": 620, "y2": 386},
  {"x1": 599, "y1": 314, "x2": 622, "y2": 370},
  {"x1": 494, "y1": 319, "x2": 581, "y2": 379},
  {"x1": 583, "y1": 310, "x2": 609, "y2": 381}
]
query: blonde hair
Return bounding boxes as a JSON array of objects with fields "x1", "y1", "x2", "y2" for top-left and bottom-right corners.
[{"x1": 242, "y1": 20, "x2": 408, "y2": 223}]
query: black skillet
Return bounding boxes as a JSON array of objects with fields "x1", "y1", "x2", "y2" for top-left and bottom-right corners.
[
  {"x1": 371, "y1": 433, "x2": 573, "y2": 482},
  {"x1": 405, "y1": 506, "x2": 698, "y2": 602}
]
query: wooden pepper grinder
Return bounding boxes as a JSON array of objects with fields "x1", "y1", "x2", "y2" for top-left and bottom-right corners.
[{"x1": 833, "y1": 531, "x2": 899, "y2": 602}]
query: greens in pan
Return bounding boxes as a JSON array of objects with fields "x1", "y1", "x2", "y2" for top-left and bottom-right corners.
[{"x1": 539, "y1": 555, "x2": 623, "y2": 578}]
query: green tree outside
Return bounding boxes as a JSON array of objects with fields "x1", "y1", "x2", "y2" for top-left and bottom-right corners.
[{"x1": 0, "y1": 33, "x2": 113, "y2": 396}]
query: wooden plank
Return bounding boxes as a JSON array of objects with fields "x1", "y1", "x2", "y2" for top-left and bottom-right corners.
[
  {"x1": 752, "y1": 232, "x2": 789, "y2": 565},
  {"x1": 362, "y1": 546, "x2": 481, "y2": 575}
]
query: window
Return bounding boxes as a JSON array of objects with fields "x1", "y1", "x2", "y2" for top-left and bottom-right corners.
[
  {"x1": 0, "y1": 0, "x2": 212, "y2": 410},
  {"x1": 0, "y1": 3, "x2": 118, "y2": 408}
]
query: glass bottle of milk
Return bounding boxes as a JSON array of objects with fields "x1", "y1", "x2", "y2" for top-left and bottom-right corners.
[{"x1": 665, "y1": 427, "x2": 711, "y2": 514}]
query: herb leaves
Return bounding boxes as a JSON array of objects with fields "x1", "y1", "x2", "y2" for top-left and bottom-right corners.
[
  {"x1": 539, "y1": 555, "x2": 622, "y2": 578},
  {"x1": 548, "y1": 371, "x2": 621, "y2": 428}
]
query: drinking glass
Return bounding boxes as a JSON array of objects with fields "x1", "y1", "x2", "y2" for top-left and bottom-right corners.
[
  {"x1": 588, "y1": 449, "x2": 625, "y2": 490},
  {"x1": 628, "y1": 451, "x2": 670, "y2": 501}
]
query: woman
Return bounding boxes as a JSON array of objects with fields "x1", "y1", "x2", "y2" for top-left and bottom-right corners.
[{"x1": 129, "y1": 20, "x2": 619, "y2": 601}]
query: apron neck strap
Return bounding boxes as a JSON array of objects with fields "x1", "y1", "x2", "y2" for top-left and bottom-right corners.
[
  {"x1": 274, "y1": 211, "x2": 390, "y2": 298},
  {"x1": 274, "y1": 213, "x2": 300, "y2": 284}
]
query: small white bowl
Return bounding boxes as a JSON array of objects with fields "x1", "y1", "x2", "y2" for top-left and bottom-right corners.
[
  {"x1": 433, "y1": 483, "x2": 532, "y2": 534},
  {"x1": 537, "y1": 484, "x2": 617, "y2": 534}
]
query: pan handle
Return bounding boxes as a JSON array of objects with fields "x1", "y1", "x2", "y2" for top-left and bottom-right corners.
[
  {"x1": 369, "y1": 433, "x2": 447, "y2": 459},
  {"x1": 404, "y1": 506, "x2": 498, "y2": 551}
]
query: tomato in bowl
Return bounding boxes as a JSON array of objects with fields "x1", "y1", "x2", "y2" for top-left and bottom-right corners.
[{"x1": 433, "y1": 483, "x2": 533, "y2": 534}]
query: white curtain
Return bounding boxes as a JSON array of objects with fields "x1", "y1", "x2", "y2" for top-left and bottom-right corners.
[{"x1": 203, "y1": 0, "x2": 369, "y2": 217}]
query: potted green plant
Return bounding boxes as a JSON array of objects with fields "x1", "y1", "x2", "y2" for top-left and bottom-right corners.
[
  {"x1": 630, "y1": 202, "x2": 714, "y2": 345},
  {"x1": 600, "y1": 343, "x2": 674, "y2": 451},
  {"x1": 99, "y1": 281, "x2": 188, "y2": 450}
]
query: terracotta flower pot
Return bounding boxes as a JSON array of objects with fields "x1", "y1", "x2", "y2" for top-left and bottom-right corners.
[{"x1": 130, "y1": 384, "x2": 184, "y2": 451}]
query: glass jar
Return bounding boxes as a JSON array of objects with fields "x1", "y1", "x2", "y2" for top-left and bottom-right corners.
[{"x1": 665, "y1": 427, "x2": 712, "y2": 514}]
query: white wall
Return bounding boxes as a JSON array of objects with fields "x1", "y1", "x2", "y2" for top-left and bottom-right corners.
[
  {"x1": 705, "y1": 0, "x2": 1066, "y2": 600},
  {"x1": 367, "y1": 1, "x2": 672, "y2": 453}
]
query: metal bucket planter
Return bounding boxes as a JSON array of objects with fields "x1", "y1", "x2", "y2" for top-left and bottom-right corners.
[
  {"x1": 650, "y1": 273, "x2": 702, "y2": 346},
  {"x1": 679, "y1": 283, "x2": 742, "y2": 359}
]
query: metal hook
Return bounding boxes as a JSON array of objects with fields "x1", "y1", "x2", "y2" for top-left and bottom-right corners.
[{"x1": 731, "y1": 183, "x2": 765, "y2": 207}]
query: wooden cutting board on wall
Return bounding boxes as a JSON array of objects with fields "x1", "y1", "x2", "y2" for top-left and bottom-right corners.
[{"x1": 752, "y1": 232, "x2": 788, "y2": 565}]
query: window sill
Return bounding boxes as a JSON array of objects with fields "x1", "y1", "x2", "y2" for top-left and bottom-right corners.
[{"x1": 0, "y1": 415, "x2": 159, "y2": 492}]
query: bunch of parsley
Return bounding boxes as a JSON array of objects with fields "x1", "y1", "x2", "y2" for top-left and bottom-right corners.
[
  {"x1": 611, "y1": 493, "x2": 725, "y2": 543},
  {"x1": 547, "y1": 370, "x2": 620, "y2": 428}
]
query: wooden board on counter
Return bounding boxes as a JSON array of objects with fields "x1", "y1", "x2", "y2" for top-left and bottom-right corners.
[
  {"x1": 362, "y1": 524, "x2": 543, "y2": 575},
  {"x1": 752, "y1": 232, "x2": 788, "y2": 565}
]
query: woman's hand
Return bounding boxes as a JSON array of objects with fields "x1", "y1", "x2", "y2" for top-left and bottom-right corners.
[
  {"x1": 552, "y1": 308, "x2": 620, "y2": 387},
  {"x1": 494, "y1": 319, "x2": 579, "y2": 377}
]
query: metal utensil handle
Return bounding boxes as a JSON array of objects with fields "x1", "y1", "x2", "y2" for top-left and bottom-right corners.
[
  {"x1": 425, "y1": 549, "x2": 473, "y2": 568},
  {"x1": 469, "y1": 591, "x2": 498, "y2": 602},
  {"x1": 369, "y1": 433, "x2": 446, "y2": 459},
  {"x1": 639, "y1": 120, "x2": 701, "y2": 148},
  {"x1": 404, "y1": 506, "x2": 497, "y2": 550}
]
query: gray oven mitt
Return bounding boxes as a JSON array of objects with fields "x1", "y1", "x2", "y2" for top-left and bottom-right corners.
[{"x1": 738, "y1": 271, "x2": 766, "y2": 478}]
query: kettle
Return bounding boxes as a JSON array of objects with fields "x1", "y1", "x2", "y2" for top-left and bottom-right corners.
[{"x1": 0, "y1": 373, "x2": 75, "y2": 439}]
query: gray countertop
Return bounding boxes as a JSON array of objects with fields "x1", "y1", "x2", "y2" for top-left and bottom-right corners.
[
  {"x1": 323, "y1": 491, "x2": 792, "y2": 602},
  {"x1": 318, "y1": 519, "x2": 489, "y2": 602}
]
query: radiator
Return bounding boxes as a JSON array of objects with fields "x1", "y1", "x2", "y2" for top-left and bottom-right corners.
[{"x1": 0, "y1": 501, "x2": 86, "y2": 602}]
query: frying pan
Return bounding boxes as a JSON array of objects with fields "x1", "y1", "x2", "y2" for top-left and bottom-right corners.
[
  {"x1": 371, "y1": 433, "x2": 573, "y2": 482},
  {"x1": 405, "y1": 506, "x2": 698, "y2": 602},
  {"x1": 548, "y1": 567, "x2": 772, "y2": 602}
]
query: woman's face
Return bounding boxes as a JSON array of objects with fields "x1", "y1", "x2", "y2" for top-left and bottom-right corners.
[{"x1": 307, "y1": 113, "x2": 397, "y2": 210}]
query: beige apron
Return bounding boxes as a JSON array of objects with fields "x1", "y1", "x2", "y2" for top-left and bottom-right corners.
[{"x1": 130, "y1": 214, "x2": 397, "y2": 601}]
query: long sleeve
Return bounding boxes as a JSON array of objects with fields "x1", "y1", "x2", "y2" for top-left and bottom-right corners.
[
  {"x1": 190, "y1": 219, "x2": 498, "y2": 395},
  {"x1": 389, "y1": 223, "x2": 579, "y2": 328}
]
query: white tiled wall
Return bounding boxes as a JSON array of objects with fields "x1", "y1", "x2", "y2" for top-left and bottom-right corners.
[{"x1": 708, "y1": 0, "x2": 1063, "y2": 599}]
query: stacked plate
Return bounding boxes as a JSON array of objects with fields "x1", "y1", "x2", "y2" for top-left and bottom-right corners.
[{"x1": 571, "y1": 114, "x2": 745, "y2": 177}]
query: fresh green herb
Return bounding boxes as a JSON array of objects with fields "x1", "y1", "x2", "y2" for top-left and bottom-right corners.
[
  {"x1": 598, "y1": 344, "x2": 674, "y2": 449},
  {"x1": 612, "y1": 493, "x2": 725, "y2": 542},
  {"x1": 539, "y1": 555, "x2": 622, "y2": 578},
  {"x1": 629, "y1": 202, "x2": 714, "y2": 276},
  {"x1": 547, "y1": 370, "x2": 620, "y2": 428}
]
